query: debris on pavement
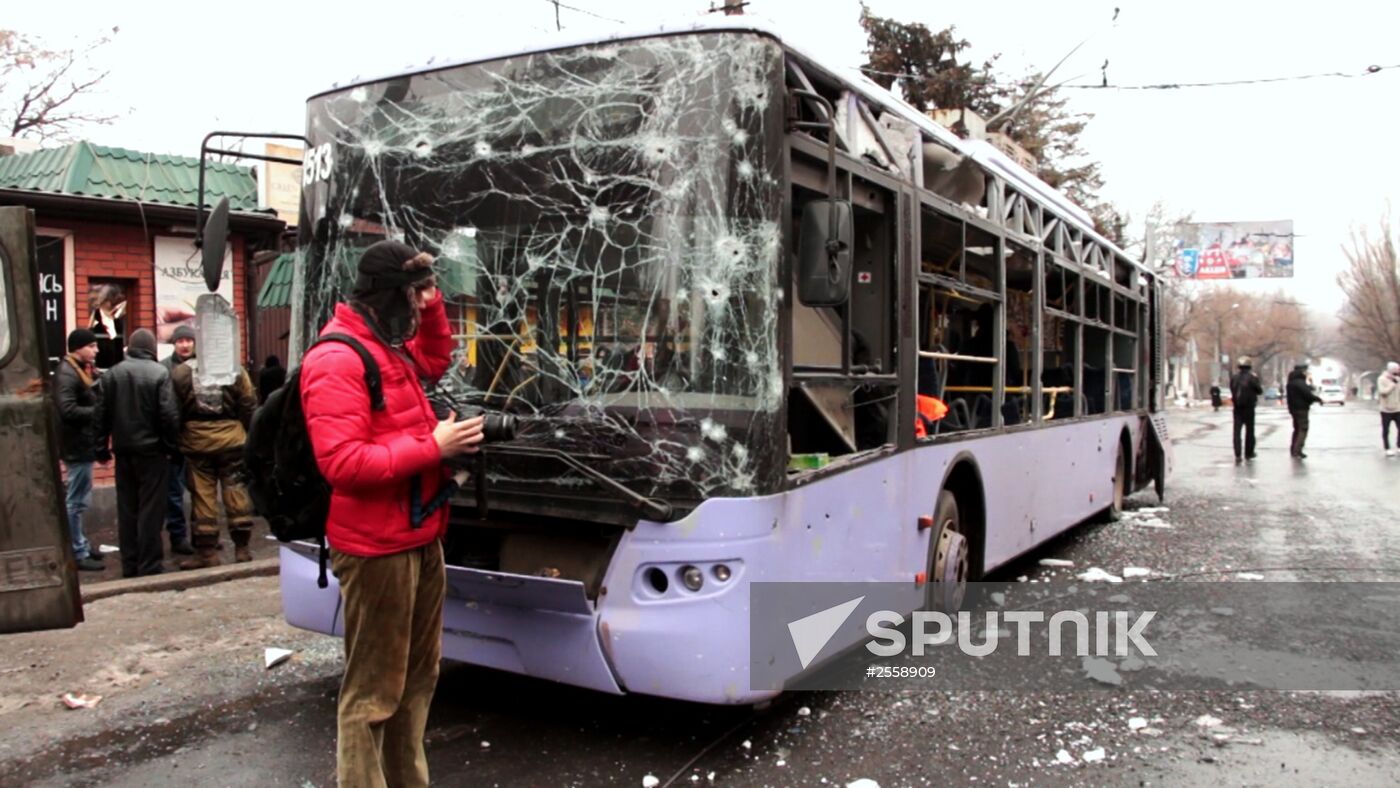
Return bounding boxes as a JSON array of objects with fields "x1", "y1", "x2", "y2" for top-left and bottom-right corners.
[
  {"x1": 1082, "y1": 658, "x2": 1123, "y2": 686},
  {"x1": 846, "y1": 780, "x2": 881, "y2": 788},
  {"x1": 1076, "y1": 567, "x2": 1122, "y2": 582},
  {"x1": 1194, "y1": 714, "x2": 1224, "y2": 728},
  {"x1": 642, "y1": 774, "x2": 660, "y2": 788},
  {"x1": 1121, "y1": 567, "x2": 1151, "y2": 578},
  {"x1": 1128, "y1": 717, "x2": 1148, "y2": 731},
  {"x1": 61, "y1": 691, "x2": 102, "y2": 709},
  {"x1": 1055, "y1": 749, "x2": 1073, "y2": 764},
  {"x1": 98, "y1": 544, "x2": 120, "y2": 554},
  {"x1": 797, "y1": 706, "x2": 811, "y2": 717},
  {"x1": 1038, "y1": 558, "x2": 1075, "y2": 567},
  {"x1": 1236, "y1": 572, "x2": 1266, "y2": 580},
  {"x1": 264, "y1": 648, "x2": 295, "y2": 670},
  {"x1": 1082, "y1": 747, "x2": 1106, "y2": 763}
]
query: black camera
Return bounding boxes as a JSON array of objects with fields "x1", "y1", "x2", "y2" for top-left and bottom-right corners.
[
  {"x1": 427, "y1": 391, "x2": 519, "y2": 444},
  {"x1": 460, "y1": 406, "x2": 518, "y2": 443}
]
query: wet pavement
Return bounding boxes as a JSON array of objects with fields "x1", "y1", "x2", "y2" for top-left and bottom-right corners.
[{"x1": 3, "y1": 403, "x2": 1399, "y2": 786}]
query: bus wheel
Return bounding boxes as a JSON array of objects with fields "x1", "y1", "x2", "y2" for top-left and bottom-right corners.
[
  {"x1": 1097, "y1": 445, "x2": 1127, "y2": 523},
  {"x1": 927, "y1": 490, "x2": 968, "y2": 613}
]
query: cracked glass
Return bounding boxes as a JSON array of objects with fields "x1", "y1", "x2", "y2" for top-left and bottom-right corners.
[{"x1": 295, "y1": 32, "x2": 788, "y2": 507}]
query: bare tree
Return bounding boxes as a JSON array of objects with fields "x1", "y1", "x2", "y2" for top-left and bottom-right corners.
[
  {"x1": 1337, "y1": 212, "x2": 1400, "y2": 368},
  {"x1": 0, "y1": 27, "x2": 118, "y2": 141}
]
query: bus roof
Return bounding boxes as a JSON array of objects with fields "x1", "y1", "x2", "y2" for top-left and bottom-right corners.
[{"x1": 316, "y1": 15, "x2": 1141, "y2": 271}]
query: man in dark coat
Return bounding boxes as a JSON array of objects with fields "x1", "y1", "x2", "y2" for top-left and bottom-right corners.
[
  {"x1": 159, "y1": 324, "x2": 197, "y2": 555},
  {"x1": 1229, "y1": 356, "x2": 1263, "y2": 463},
  {"x1": 55, "y1": 329, "x2": 107, "y2": 571},
  {"x1": 1285, "y1": 361, "x2": 1324, "y2": 459},
  {"x1": 257, "y1": 355, "x2": 286, "y2": 404},
  {"x1": 95, "y1": 329, "x2": 181, "y2": 577}
]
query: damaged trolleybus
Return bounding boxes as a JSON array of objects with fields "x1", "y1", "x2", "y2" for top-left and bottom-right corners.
[{"x1": 274, "y1": 18, "x2": 1171, "y2": 704}]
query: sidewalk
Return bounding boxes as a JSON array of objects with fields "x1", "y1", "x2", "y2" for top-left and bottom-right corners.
[{"x1": 76, "y1": 492, "x2": 281, "y2": 586}]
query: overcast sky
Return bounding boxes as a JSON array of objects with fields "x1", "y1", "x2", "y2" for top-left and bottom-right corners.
[{"x1": 9, "y1": 0, "x2": 1398, "y2": 312}]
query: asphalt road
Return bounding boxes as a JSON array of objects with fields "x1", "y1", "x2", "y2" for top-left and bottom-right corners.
[{"x1": 2, "y1": 403, "x2": 1399, "y2": 787}]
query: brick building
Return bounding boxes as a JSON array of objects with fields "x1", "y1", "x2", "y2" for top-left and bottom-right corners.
[{"x1": 0, "y1": 141, "x2": 286, "y2": 486}]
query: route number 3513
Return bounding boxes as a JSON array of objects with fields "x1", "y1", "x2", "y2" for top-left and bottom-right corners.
[{"x1": 303, "y1": 143, "x2": 333, "y2": 186}]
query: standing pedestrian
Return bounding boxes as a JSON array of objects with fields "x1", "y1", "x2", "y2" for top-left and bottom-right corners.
[
  {"x1": 1209, "y1": 384, "x2": 1223, "y2": 411},
  {"x1": 160, "y1": 324, "x2": 197, "y2": 556},
  {"x1": 55, "y1": 329, "x2": 107, "y2": 572},
  {"x1": 169, "y1": 354, "x2": 259, "y2": 568},
  {"x1": 257, "y1": 355, "x2": 286, "y2": 404},
  {"x1": 94, "y1": 329, "x2": 180, "y2": 577},
  {"x1": 300, "y1": 241, "x2": 484, "y2": 787},
  {"x1": 1229, "y1": 355, "x2": 1263, "y2": 463},
  {"x1": 1285, "y1": 361, "x2": 1324, "y2": 459},
  {"x1": 1378, "y1": 361, "x2": 1400, "y2": 456}
]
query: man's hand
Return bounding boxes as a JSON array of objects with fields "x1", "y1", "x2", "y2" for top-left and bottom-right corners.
[{"x1": 433, "y1": 412, "x2": 485, "y2": 458}]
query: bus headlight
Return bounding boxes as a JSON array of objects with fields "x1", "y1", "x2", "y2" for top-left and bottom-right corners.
[{"x1": 681, "y1": 565, "x2": 704, "y2": 592}]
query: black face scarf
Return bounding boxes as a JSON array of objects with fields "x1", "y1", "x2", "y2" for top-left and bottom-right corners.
[{"x1": 350, "y1": 241, "x2": 435, "y2": 346}]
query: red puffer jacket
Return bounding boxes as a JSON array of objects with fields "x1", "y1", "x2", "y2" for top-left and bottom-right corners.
[{"x1": 301, "y1": 294, "x2": 453, "y2": 557}]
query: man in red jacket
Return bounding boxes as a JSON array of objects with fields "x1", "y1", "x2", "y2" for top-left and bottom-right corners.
[{"x1": 301, "y1": 240, "x2": 484, "y2": 788}]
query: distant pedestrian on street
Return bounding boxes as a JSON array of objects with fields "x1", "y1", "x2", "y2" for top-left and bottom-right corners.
[
  {"x1": 301, "y1": 240, "x2": 484, "y2": 787},
  {"x1": 1229, "y1": 355, "x2": 1263, "y2": 463},
  {"x1": 257, "y1": 355, "x2": 286, "y2": 405},
  {"x1": 1285, "y1": 361, "x2": 1324, "y2": 459},
  {"x1": 56, "y1": 329, "x2": 108, "y2": 572},
  {"x1": 1209, "y1": 384, "x2": 1223, "y2": 411},
  {"x1": 159, "y1": 324, "x2": 197, "y2": 556},
  {"x1": 170, "y1": 353, "x2": 259, "y2": 568},
  {"x1": 1378, "y1": 361, "x2": 1400, "y2": 456},
  {"x1": 95, "y1": 329, "x2": 181, "y2": 577}
]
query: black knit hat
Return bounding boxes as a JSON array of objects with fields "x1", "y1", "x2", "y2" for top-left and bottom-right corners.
[
  {"x1": 171, "y1": 324, "x2": 196, "y2": 343},
  {"x1": 128, "y1": 328, "x2": 157, "y2": 354},
  {"x1": 67, "y1": 328, "x2": 99, "y2": 352}
]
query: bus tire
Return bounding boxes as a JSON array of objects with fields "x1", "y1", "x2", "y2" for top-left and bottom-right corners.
[
  {"x1": 1095, "y1": 443, "x2": 1128, "y2": 523},
  {"x1": 925, "y1": 489, "x2": 969, "y2": 613}
]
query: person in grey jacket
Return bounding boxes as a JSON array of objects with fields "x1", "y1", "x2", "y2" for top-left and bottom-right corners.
[
  {"x1": 55, "y1": 329, "x2": 108, "y2": 571},
  {"x1": 1379, "y1": 361, "x2": 1400, "y2": 456},
  {"x1": 95, "y1": 329, "x2": 181, "y2": 577}
]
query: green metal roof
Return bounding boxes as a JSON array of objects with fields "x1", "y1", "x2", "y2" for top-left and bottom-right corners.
[
  {"x1": 0, "y1": 141, "x2": 258, "y2": 212},
  {"x1": 257, "y1": 253, "x2": 296, "y2": 309}
]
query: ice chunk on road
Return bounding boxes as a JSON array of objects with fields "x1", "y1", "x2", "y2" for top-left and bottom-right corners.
[
  {"x1": 1129, "y1": 717, "x2": 1148, "y2": 731},
  {"x1": 1082, "y1": 748, "x2": 1106, "y2": 763},
  {"x1": 1077, "y1": 567, "x2": 1122, "y2": 583},
  {"x1": 847, "y1": 780, "x2": 882, "y2": 788},
  {"x1": 1195, "y1": 714, "x2": 1224, "y2": 728},
  {"x1": 1122, "y1": 567, "x2": 1151, "y2": 578},
  {"x1": 1039, "y1": 558, "x2": 1075, "y2": 567},
  {"x1": 1055, "y1": 749, "x2": 1073, "y2": 764}
]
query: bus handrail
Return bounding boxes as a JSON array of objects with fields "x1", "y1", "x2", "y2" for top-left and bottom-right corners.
[{"x1": 917, "y1": 351, "x2": 998, "y2": 364}]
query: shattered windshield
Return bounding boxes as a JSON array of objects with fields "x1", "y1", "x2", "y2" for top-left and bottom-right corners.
[{"x1": 296, "y1": 32, "x2": 786, "y2": 502}]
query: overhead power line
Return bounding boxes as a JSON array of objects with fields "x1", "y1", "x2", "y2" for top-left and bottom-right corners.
[{"x1": 544, "y1": 0, "x2": 625, "y2": 25}]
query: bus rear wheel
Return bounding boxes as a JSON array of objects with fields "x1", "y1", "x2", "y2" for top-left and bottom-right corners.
[{"x1": 926, "y1": 490, "x2": 968, "y2": 613}]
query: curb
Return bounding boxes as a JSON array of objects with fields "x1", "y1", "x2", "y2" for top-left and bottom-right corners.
[{"x1": 81, "y1": 557, "x2": 280, "y2": 604}]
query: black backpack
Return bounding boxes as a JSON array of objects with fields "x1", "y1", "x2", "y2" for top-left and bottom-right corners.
[{"x1": 245, "y1": 333, "x2": 384, "y2": 587}]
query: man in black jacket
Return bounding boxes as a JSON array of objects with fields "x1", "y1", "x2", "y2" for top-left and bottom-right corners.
[
  {"x1": 1229, "y1": 356, "x2": 1263, "y2": 463},
  {"x1": 56, "y1": 329, "x2": 107, "y2": 572},
  {"x1": 1285, "y1": 361, "x2": 1324, "y2": 459},
  {"x1": 95, "y1": 329, "x2": 181, "y2": 577}
]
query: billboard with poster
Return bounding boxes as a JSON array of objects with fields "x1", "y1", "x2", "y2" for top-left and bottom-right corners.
[
  {"x1": 1171, "y1": 220, "x2": 1293, "y2": 279},
  {"x1": 153, "y1": 236, "x2": 233, "y2": 359}
]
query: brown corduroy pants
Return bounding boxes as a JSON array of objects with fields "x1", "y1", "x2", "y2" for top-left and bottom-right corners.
[{"x1": 332, "y1": 540, "x2": 445, "y2": 788}]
